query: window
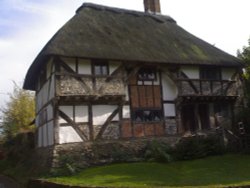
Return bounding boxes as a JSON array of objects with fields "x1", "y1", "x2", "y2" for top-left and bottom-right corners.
[
  {"x1": 200, "y1": 67, "x2": 221, "y2": 80},
  {"x1": 132, "y1": 109, "x2": 162, "y2": 122},
  {"x1": 138, "y1": 67, "x2": 157, "y2": 81},
  {"x1": 92, "y1": 61, "x2": 108, "y2": 75}
]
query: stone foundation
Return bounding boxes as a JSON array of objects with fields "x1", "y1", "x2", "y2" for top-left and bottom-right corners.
[{"x1": 50, "y1": 137, "x2": 180, "y2": 169}]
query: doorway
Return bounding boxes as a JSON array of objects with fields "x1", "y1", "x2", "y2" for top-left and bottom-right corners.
[{"x1": 181, "y1": 104, "x2": 210, "y2": 133}]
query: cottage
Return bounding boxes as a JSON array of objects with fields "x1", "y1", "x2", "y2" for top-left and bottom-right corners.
[{"x1": 23, "y1": 0, "x2": 243, "y2": 149}]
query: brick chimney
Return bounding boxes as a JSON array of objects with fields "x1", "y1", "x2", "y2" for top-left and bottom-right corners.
[{"x1": 144, "y1": 0, "x2": 161, "y2": 14}]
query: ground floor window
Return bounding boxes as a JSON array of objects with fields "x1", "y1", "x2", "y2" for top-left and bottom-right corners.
[{"x1": 132, "y1": 109, "x2": 163, "y2": 123}]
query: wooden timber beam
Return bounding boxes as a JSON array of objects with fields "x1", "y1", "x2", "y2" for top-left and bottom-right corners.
[
  {"x1": 106, "y1": 64, "x2": 125, "y2": 82},
  {"x1": 97, "y1": 64, "x2": 125, "y2": 94},
  {"x1": 58, "y1": 109, "x2": 88, "y2": 141},
  {"x1": 95, "y1": 107, "x2": 120, "y2": 140},
  {"x1": 55, "y1": 57, "x2": 91, "y2": 93},
  {"x1": 224, "y1": 71, "x2": 239, "y2": 94},
  {"x1": 180, "y1": 71, "x2": 199, "y2": 94},
  {"x1": 125, "y1": 65, "x2": 142, "y2": 83}
]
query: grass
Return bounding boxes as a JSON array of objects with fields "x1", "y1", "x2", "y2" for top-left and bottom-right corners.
[{"x1": 47, "y1": 154, "x2": 250, "y2": 188}]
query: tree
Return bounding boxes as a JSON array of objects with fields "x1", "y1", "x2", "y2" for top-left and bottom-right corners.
[
  {"x1": 238, "y1": 38, "x2": 250, "y2": 103},
  {"x1": 237, "y1": 37, "x2": 250, "y2": 131},
  {"x1": 0, "y1": 83, "x2": 35, "y2": 141},
  {"x1": 238, "y1": 38, "x2": 250, "y2": 79}
]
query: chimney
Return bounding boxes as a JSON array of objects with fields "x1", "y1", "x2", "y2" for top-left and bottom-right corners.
[{"x1": 144, "y1": 0, "x2": 161, "y2": 14}]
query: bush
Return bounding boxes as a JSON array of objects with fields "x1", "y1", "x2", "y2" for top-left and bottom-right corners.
[
  {"x1": 3, "y1": 132, "x2": 35, "y2": 162},
  {"x1": 173, "y1": 135, "x2": 225, "y2": 160},
  {"x1": 144, "y1": 140, "x2": 173, "y2": 163},
  {"x1": 51, "y1": 154, "x2": 79, "y2": 177}
]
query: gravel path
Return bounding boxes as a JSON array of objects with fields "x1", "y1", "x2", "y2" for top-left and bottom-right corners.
[{"x1": 0, "y1": 175, "x2": 20, "y2": 188}]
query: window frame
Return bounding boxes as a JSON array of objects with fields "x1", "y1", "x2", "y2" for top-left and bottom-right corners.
[
  {"x1": 200, "y1": 66, "x2": 221, "y2": 80},
  {"x1": 137, "y1": 67, "x2": 157, "y2": 81},
  {"x1": 92, "y1": 60, "x2": 109, "y2": 76},
  {"x1": 132, "y1": 108, "x2": 163, "y2": 123}
]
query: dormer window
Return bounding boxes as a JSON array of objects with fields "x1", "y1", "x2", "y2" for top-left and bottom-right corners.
[
  {"x1": 200, "y1": 67, "x2": 221, "y2": 80},
  {"x1": 138, "y1": 67, "x2": 157, "y2": 81},
  {"x1": 92, "y1": 61, "x2": 108, "y2": 75}
]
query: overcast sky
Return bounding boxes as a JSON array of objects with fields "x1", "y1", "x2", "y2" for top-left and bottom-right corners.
[{"x1": 0, "y1": 0, "x2": 249, "y2": 109}]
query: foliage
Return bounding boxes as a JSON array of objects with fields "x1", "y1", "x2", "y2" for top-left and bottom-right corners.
[
  {"x1": 238, "y1": 37, "x2": 250, "y2": 79},
  {"x1": 144, "y1": 140, "x2": 173, "y2": 163},
  {"x1": 47, "y1": 154, "x2": 250, "y2": 188},
  {"x1": 237, "y1": 37, "x2": 250, "y2": 130},
  {"x1": 173, "y1": 136, "x2": 225, "y2": 160},
  {"x1": 0, "y1": 83, "x2": 35, "y2": 141},
  {"x1": 0, "y1": 132, "x2": 42, "y2": 186},
  {"x1": 51, "y1": 154, "x2": 79, "y2": 177},
  {"x1": 4, "y1": 132, "x2": 35, "y2": 161}
]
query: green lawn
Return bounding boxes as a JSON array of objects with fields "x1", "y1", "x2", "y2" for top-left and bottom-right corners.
[{"x1": 47, "y1": 154, "x2": 250, "y2": 188}]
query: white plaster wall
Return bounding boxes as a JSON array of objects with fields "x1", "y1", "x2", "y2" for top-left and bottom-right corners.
[
  {"x1": 78, "y1": 59, "x2": 91, "y2": 74},
  {"x1": 92, "y1": 105, "x2": 119, "y2": 125},
  {"x1": 123, "y1": 105, "x2": 130, "y2": 118},
  {"x1": 59, "y1": 106, "x2": 73, "y2": 124},
  {"x1": 48, "y1": 75, "x2": 55, "y2": 100},
  {"x1": 47, "y1": 121, "x2": 54, "y2": 146},
  {"x1": 36, "y1": 74, "x2": 55, "y2": 113},
  {"x1": 181, "y1": 66, "x2": 199, "y2": 79},
  {"x1": 222, "y1": 68, "x2": 236, "y2": 80},
  {"x1": 42, "y1": 81, "x2": 49, "y2": 106},
  {"x1": 109, "y1": 61, "x2": 121, "y2": 75},
  {"x1": 164, "y1": 104, "x2": 176, "y2": 117},
  {"x1": 42, "y1": 124, "x2": 48, "y2": 147},
  {"x1": 75, "y1": 106, "x2": 88, "y2": 123},
  {"x1": 35, "y1": 116, "x2": 39, "y2": 127},
  {"x1": 61, "y1": 57, "x2": 76, "y2": 71},
  {"x1": 47, "y1": 104, "x2": 53, "y2": 121},
  {"x1": 46, "y1": 58, "x2": 53, "y2": 79},
  {"x1": 38, "y1": 127, "x2": 42, "y2": 147},
  {"x1": 59, "y1": 126, "x2": 82, "y2": 144},
  {"x1": 162, "y1": 73, "x2": 177, "y2": 101},
  {"x1": 36, "y1": 92, "x2": 42, "y2": 113},
  {"x1": 125, "y1": 85, "x2": 129, "y2": 101}
]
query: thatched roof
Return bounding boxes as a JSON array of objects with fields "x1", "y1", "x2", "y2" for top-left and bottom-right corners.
[{"x1": 24, "y1": 3, "x2": 243, "y2": 90}]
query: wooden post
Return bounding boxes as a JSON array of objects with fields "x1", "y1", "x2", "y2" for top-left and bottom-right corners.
[{"x1": 88, "y1": 104, "x2": 94, "y2": 141}]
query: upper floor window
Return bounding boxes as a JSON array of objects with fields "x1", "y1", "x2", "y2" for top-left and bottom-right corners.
[
  {"x1": 138, "y1": 67, "x2": 157, "y2": 81},
  {"x1": 92, "y1": 61, "x2": 109, "y2": 75},
  {"x1": 200, "y1": 67, "x2": 221, "y2": 80}
]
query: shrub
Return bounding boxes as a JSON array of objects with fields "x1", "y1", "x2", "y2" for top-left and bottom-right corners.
[
  {"x1": 51, "y1": 154, "x2": 79, "y2": 177},
  {"x1": 144, "y1": 140, "x2": 173, "y2": 163},
  {"x1": 173, "y1": 135, "x2": 225, "y2": 160}
]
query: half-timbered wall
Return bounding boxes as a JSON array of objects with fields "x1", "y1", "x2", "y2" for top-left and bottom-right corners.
[
  {"x1": 180, "y1": 66, "x2": 199, "y2": 79},
  {"x1": 161, "y1": 69, "x2": 178, "y2": 135},
  {"x1": 36, "y1": 57, "x2": 55, "y2": 147},
  {"x1": 58, "y1": 104, "x2": 121, "y2": 143},
  {"x1": 57, "y1": 57, "x2": 125, "y2": 96},
  {"x1": 222, "y1": 68, "x2": 236, "y2": 80},
  {"x1": 34, "y1": 57, "x2": 241, "y2": 147},
  {"x1": 53, "y1": 57, "x2": 126, "y2": 144}
]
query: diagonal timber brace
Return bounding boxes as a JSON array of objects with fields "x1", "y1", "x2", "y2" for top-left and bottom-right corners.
[
  {"x1": 58, "y1": 109, "x2": 88, "y2": 141},
  {"x1": 180, "y1": 71, "x2": 199, "y2": 94},
  {"x1": 55, "y1": 57, "x2": 91, "y2": 93},
  {"x1": 95, "y1": 107, "x2": 120, "y2": 140}
]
